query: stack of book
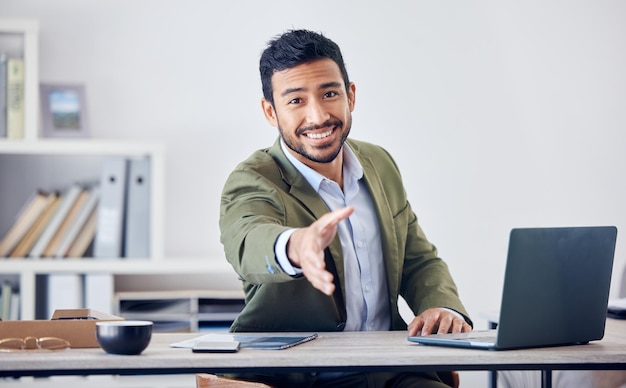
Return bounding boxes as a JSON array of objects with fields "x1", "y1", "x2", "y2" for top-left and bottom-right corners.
[
  {"x1": 0, "y1": 155, "x2": 151, "y2": 259},
  {"x1": 0, "y1": 184, "x2": 100, "y2": 259}
]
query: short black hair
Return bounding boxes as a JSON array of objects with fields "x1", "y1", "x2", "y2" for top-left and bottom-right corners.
[{"x1": 260, "y1": 29, "x2": 350, "y2": 105}]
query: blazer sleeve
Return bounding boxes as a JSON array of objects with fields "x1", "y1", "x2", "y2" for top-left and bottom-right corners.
[{"x1": 220, "y1": 153, "x2": 296, "y2": 284}]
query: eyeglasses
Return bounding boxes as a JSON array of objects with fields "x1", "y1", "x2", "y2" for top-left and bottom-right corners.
[{"x1": 0, "y1": 336, "x2": 70, "y2": 351}]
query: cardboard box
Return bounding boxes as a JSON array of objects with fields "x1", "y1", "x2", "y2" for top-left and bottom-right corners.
[{"x1": 0, "y1": 309, "x2": 124, "y2": 348}]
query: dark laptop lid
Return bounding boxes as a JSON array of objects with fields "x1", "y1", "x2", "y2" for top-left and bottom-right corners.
[
  {"x1": 407, "y1": 226, "x2": 617, "y2": 350},
  {"x1": 495, "y1": 226, "x2": 617, "y2": 349}
]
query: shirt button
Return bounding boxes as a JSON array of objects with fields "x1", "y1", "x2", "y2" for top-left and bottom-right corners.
[
  {"x1": 357, "y1": 241, "x2": 364, "y2": 248},
  {"x1": 365, "y1": 284, "x2": 372, "y2": 292}
]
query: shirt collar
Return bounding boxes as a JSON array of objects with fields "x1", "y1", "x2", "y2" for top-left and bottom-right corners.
[{"x1": 280, "y1": 138, "x2": 363, "y2": 192}]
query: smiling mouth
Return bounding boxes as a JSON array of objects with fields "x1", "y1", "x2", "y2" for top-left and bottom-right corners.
[{"x1": 305, "y1": 128, "x2": 334, "y2": 139}]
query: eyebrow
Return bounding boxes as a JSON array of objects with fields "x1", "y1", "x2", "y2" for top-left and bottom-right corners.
[{"x1": 280, "y1": 82, "x2": 343, "y2": 97}]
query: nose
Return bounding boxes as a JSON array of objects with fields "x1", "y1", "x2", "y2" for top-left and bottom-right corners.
[{"x1": 305, "y1": 100, "x2": 330, "y2": 125}]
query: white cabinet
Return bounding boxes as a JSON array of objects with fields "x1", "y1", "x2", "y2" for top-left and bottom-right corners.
[
  {"x1": 0, "y1": 18, "x2": 240, "y2": 323},
  {"x1": 0, "y1": 141, "x2": 167, "y2": 319}
]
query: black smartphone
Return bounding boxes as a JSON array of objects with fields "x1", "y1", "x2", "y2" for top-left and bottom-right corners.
[{"x1": 192, "y1": 340, "x2": 240, "y2": 353}]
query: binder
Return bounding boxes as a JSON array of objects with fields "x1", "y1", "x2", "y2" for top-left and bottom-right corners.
[
  {"x1": 94, "y1": 156, "x2": 128, "y2": 258},
  {"x1": 6, "y1": 57, "x2": 25, "y2": 139},
  {"x1": 0, "y1": 53, "x2": 7, "y2": 138},
  {"x1": 29, "y1": 184, "x2": 82, "y2": 258},
  {"x1": 46, "y1": 273, "x2": 83, "y2": 318},
  {"x1": 124, "y1": 157, "x2": 151, "y2": 258},
  {"x1": 1, "y1": 282, "x2": 12, "y2": 320},
  {"x1": 55, "y1": 185, "x2": 100, "y2": 258},
  {"x1": 83, "y1": 273, "x2": 114, "y2": 314}
]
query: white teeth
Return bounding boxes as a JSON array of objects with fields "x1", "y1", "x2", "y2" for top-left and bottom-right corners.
[{"x1": 306, "y1": 129, "x2": 333, "y2": 139}]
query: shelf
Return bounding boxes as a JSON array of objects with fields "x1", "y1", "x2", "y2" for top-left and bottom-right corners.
[
  {"x1": 1, "y1": 258, "x2": 239, "y2": 321},
  {"x1": 0, "y1": 141, "x2": 166, "y2": 261},
  {"x1": 0, "y1": 258, "x2": 235, "y2": 275},
  {"x1": 115, "y1": 289, "x2": 244, "y2": 300},
  {"x1": 0, "y1": 139, "x2": 166, "y2": 156},
  {"x1": 0, "y1": 138, "x2": 169, "y2": 319}
]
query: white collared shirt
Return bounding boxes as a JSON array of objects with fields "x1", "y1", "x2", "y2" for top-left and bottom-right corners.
[{"x1": 275, "y1": 140, "x2": 391, "y2": 331}]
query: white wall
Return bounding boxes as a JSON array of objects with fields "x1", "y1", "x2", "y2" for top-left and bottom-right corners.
[{"x1": 2, "y1": 0, "x2": 625, "y2": 326}]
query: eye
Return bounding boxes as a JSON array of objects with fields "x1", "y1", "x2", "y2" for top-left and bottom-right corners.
[
  {"x1": 323, "y1": 91, "x2": 338, "y2": 99},
  {"x1": 287, "y1": 97, "x2": 302, "y2": 105}
]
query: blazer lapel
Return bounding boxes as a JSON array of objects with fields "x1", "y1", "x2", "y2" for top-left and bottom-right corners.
[
  {"x1": 349, "y1": 141, "x2": 401, "y2": 304},
  {"x1": 267, "y1": 139, "x2": 347, "y2": 298}
]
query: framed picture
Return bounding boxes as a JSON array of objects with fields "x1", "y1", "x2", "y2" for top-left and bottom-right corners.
[{"x1": 40, "y1": 83, "x2": 89, "y2": 138}]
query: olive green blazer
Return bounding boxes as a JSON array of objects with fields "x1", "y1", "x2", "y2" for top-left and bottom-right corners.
[{"x1": 220, "y1": 138, "x2": 471, "y2": 332}]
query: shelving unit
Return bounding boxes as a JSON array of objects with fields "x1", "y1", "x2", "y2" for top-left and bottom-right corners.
[
  {"x1": 115, "y1": 289, "x2": 245, "y2": 332},
  {"x1": 0, "y1": 18, "x2": 241, "y2": 323},
  {"x1": 0, "y1": 140, "x2": 167, "y2": 319},
  {"x1": 0, "y1": 258, "x2": 240, "y2": 320},
  {"x1": 0, "y1": 140, "x2": 167, "y2": 262}
]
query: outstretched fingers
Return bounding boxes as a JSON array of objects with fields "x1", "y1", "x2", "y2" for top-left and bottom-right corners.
[{"x1": 287, "y1": 207, "x2": 354, "y2": 296}]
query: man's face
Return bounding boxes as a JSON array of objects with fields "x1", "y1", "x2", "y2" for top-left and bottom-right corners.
[{"x1": 262, "y1": 58, "x2": 356, "y2": 168}]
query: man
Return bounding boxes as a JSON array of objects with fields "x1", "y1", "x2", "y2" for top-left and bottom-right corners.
[{"x1": 220, "y1": 29, "x2": 472, "y2": 387}]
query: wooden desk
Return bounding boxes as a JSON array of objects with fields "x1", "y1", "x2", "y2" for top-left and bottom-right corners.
[{"x1": 2, "y1": 319, "x2": 625, "y2": 386}]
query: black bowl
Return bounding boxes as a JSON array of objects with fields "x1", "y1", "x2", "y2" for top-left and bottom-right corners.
[{"x1": 96, "y1": 320, "x2": 153, "y2": 355}]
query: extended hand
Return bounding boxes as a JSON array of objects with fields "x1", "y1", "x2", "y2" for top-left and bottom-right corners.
[
  {"x1": 407, "y1": 308, "x2": 472, "y2": 336},
  {"x1": 287, "y1": 206, "x2": 354, "y2": 295}
]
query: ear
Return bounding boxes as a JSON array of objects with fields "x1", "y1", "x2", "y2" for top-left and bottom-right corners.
[
  {"x1": 348, "y1": 82, "x2": 356, "y2": 112},
  {"x1": 261, "y1": 98, "x2": 278, "y2": 127}
]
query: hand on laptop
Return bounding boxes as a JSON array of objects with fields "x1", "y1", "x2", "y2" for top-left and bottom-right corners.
[{"x1": 408, "y1": 308, "x2": 472, "y2": 337}]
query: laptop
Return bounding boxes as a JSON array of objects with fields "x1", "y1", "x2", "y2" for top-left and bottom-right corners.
[{"x1": 408, "y1": 226, "x2": 618, "y2": 350}]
